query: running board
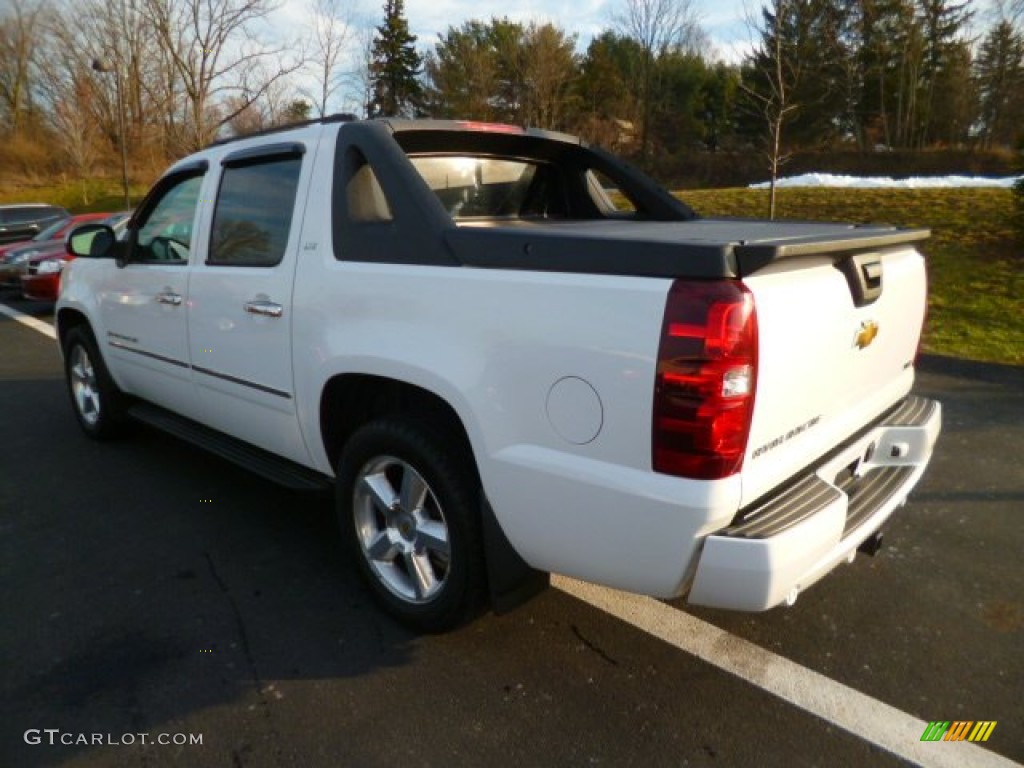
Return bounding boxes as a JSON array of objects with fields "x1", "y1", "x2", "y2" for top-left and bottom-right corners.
[{"x1": 127, "y1": 402, "x2": 332, "y2": 491}]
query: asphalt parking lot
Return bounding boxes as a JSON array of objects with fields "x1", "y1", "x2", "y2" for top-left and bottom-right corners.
[{"x1": 1, "y1": 298, "x2": 1021, "y2": 768}]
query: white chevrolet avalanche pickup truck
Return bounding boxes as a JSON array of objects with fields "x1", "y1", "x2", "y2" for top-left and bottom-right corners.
[{"x1": 56, "y1": 117, "x2": 941, "y2": 630}]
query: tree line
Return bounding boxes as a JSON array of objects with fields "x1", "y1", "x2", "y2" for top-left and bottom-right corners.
[{"x1": 1, "y1": 0, "x2": 1022, "y2": 193}]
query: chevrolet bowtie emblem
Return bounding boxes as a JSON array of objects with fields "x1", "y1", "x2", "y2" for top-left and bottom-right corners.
[{"x1": 855, "y1": 320, "x2": 879, "y2": 349}]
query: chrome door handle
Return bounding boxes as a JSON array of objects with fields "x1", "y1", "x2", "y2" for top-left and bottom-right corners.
[
  {"x1": 243, "y1": 300, "x2": 283, "y2": 318},
  {"x1": 156, "y1": 291, "x2": 182, "y2": 306}
]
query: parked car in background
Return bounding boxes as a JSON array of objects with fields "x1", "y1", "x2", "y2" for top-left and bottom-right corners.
[
  {"x1": 0, "y1": 212, "x2": 113, "y2": 289},
  {"x1": 20, "y1": 213, "x2": 130, "y2": 302},
  {"x1": 0, "y1": 204, "x2": 69, "y2": 246},
  {"x1": 0, "y1": 213, "x2": 97, "y2": 260}
]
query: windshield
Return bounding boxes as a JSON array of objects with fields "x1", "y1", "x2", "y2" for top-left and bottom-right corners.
[{"x1": 33, "y1": 217, "x2": 71, "y2": 241}]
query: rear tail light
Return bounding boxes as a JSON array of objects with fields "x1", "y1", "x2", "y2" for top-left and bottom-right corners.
[{"x1": 653, "y1": 280, "x2": 758, "y2": 479}]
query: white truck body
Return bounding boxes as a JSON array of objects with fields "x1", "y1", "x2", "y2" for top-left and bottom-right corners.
[{"x1": 56, "y1": 118, "x2": 941, "y2": 625}]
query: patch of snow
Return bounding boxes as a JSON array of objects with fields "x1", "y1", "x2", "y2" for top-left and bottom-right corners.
[{"x1": 749, "y1": 173, "x2": 1023, "y2": 189}]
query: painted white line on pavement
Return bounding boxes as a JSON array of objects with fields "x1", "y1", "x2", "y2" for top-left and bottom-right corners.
[
  {"x1": 552, "y1": 575, "x2": 1020, "y2": 768},
  {"x1": 0, "y1": 301, "x2": 57, "y2": 340}
]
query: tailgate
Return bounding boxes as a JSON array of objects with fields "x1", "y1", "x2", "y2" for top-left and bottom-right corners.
[{"x1": 739, "y1": 244, "x2": 928, "y2": 507}]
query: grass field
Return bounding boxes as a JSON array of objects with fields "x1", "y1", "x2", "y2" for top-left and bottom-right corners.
[
  {"x1": 2, "y1": 179, "x2": 1020, "y2": 364},
  {"x1": 0, "y1": 179, "x2": 148, "y2": 214},
  {"x1": 680, "y1": 187, "x2": 1022, "y2": 365}
]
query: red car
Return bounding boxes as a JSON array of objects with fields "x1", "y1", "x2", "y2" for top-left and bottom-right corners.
[
  {"x1": 21, "y1": 212, "x2": 130, "y2": 302},
  {"x1": 0, "y1": 212, "x2": 112, "y2": 289}
]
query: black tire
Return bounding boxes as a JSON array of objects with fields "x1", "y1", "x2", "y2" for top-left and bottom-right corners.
[
  {"x1": 63, "y1": 326, "x2": 126, "y2": 439},
  {"x1": 336, "y1": 417, "x2": 486, "y2": 632}
]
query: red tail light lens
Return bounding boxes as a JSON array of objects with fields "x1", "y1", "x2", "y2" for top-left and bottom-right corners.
[{"x1": 653, "y1": 280, "x2": 758, "y2": 479}]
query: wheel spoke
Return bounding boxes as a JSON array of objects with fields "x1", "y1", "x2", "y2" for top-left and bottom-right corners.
[
  {"x1": 362, "y1": 472, "x2": 398, "y2": 516},
  {"x1": 366, "y1": 531, "x2": 399, "y2": 563},
  {"x1": 399, "y1": 468, "x2": 429, "y2": 513},
  {"x1": 405, "y1": 551, "x2": 438, "y2": 599},
  {"x1": 415, "y1": 520, "x2": 450, "y2": 559}
]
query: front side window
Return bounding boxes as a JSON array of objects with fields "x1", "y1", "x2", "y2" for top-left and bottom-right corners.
[
  {"x1": 136, "y1": 175, "x2": 203, "y2": 263},
  {"x1": 208, "y1": 157, "x2": 301, "y2": 267}
]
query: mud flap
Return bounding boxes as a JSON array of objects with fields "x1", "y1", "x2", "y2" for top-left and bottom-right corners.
[{"x1": 481, "y1": 495, "x2": 549, "y2": 613}]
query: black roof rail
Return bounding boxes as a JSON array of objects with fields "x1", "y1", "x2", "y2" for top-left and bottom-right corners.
[{"x1": 206, "y1": 112, "x2": 359, "y2": 148}]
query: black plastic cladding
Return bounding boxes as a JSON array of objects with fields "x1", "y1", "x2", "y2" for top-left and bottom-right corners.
[
  {"x1": 329, "y1": 120, "x2": 929, "y2": 279},
  {"x1": 332, "y1": 121, "x2": 461, "y2": 267},
  {"x1": 330, "y1": 122, "x2": 717, "y2": 275}
]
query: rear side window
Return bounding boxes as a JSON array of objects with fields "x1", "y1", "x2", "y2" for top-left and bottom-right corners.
[{"x1": 208, "y1": 156, "x2": 301, "y2": 267}]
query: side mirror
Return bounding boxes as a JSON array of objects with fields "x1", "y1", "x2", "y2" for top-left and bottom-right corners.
[{"x1": 67, "y1": 224, "x2": 116, "y2": 259}]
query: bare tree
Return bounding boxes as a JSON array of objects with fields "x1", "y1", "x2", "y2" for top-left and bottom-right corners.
[
  {"x1": 33, "y1": 5, "x2": 104, "y2": 202},
  {"x1": 52, "y1": 85, "x2": 104, "y2": 204},
  {"x1": 0, "y1": 0, "x2": 46, "y2": 135},
  {"x1": 141, "y1": 0, "x2": 305, "y2": 151},
  {"x1": 48, "y1": 0, "x2": 184, "y2": 176},
  {"x1": 1007, "y1": 0, "x2": 1024, "y2": 27},
  {"x1": 303, "y1": 0, "x2": 353, "y2": 117},
  {"x1": 613, "y1": 0, "x2": 705, "y2": 167},
  {"x1": 742, "y1": 0, "x2": 799, "y2": 219},
  {"x1": 349, "y1": 22, "x2": 376, "y2": 118},
  {"x1": 226, "y1": 75, "x2": 310, "y2": 135}
]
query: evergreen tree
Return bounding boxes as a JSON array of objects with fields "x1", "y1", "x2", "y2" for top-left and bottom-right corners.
[
  {"x1": 915, "y1": 0, "x2": 973, "y2": 146},
  {"x1": 424, "y1": 20, "x2": 500, "y2": 120},
  {"x1": 855, "y1": 0, "x2": 922, "y2": 148},
  {"x1": 648, "y1": 50, "x2": 710, "y2": 152},
  {"x1": 699, "y1": 62, "x2": 741, "y2": 151},
  {"x1": 368, "y1": 0, "x2": 423, "y2": 118},
  {"x1": 424, "y1": 19, "x2": 578, "y2": 129},
  {"x1": 573, "y1": 31, "x2": 644, "y2": 148},
  {"x1": 576, "y1": 31, "x2": 643, "y2": 119},
  {"x1": 974, "y1": 20, "x2": 1024, "y2": 148}
]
